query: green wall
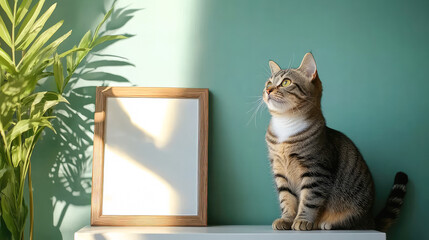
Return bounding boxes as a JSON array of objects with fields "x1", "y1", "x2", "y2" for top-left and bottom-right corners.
[{"x1": 7, "y1": 0, "x2": 429, "y2": 239}]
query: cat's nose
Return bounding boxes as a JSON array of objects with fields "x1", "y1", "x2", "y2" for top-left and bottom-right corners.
[{"x1": 266, "y1": 88, "x2": 273, "y2": 94}]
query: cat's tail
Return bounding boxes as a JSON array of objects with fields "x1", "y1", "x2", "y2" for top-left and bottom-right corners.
[{"x1": 374, "y1": 172, "x2": 408, "y2": 232}]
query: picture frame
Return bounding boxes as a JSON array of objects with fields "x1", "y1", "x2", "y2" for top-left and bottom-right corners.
[{"x1": 91, "y1": 87, "x2": 208, "y2": 226}]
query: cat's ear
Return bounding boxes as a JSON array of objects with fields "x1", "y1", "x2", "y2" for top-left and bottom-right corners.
[
  {"x1": 298, "y1": 53, "x2": 317, "y2": 80},
  {"x1": 269, "y1": 60, "x2": 281, "y2": 76}
]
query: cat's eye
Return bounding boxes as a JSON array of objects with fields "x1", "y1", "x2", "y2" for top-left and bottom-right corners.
[
  {"x1": 266, "y1": 82, "x2": 272, "y2": 88},
  {"x1": 281, "y1": 79, "x2": 291, "y2": 87}
]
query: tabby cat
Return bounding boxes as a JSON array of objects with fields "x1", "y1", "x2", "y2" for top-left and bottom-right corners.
[{"x1": 264, "y1": 53, "x2": 408, "y2": 231}]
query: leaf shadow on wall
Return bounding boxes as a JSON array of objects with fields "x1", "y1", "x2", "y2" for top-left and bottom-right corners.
[{"x1": 31, "y1": 5, "x2": 139, "y2": 240}]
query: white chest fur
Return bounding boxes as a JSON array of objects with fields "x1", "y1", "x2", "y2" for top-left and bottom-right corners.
[{"x1": 270, "y1": 116, "x2": 309, "y2": 142}]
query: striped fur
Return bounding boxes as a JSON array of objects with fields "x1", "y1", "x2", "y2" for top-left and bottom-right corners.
[
  {"x1": 375, "y1": 172, "x2": 408, "y2": 231},
  {"x1": 265, "y1": 53, "x2": 408, "y2": 231}
]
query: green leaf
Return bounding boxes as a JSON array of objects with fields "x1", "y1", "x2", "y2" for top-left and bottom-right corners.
[
  {"x1": 19, "y1": 21, "x2": 64, "y2": 73},
  {"x1": 1, "y1": 172, "x2": 27, "y2": 240},
  {"x1": 6, "y1": 118, "x2": 55, "y2": 151},
  {"x1": 17, "y1": 3, "x2": 57, "y2": 50},
  {"x1": 75, "y1": 31, "x2": 91, "y2": 63},
  {"x1": 37, "y1": 71, "x2": 53, "y2": 79},
  {"x1": 0, "y1": 67, "x2": 4, "y2": 87},
  {"x1": 1, "y1": 184, "x2": 18, "y2": 240},
  {"x1": 22, "y1": 137, "x2": 33, "y2": 155},
  {"x1": 0, "y1": 167, "x2": 11, "y2": 191},
  {"x1": 0, "y1": 16, "x2": 12, "y2": 48},
  {"x1": 25, "y1": 30, "x2": 72, "y2": 75},
  {"x1": 10, "y1": 145, "x2": 21, "y2": 168},
  {"x1": 0, "y1": 0, "x2": 13, "y2": 22},
  {"x1": 0, "y1": 77, "x2": 35, "y2": 135},
  {"x1": 40, "y1": 30, "x2": 72, "y2": 57},
  {"x1": 25, "y1": 20, "x2": 63, "y2": 60},
  {"x1": 74, "y1": 32, "x2": 94, "y2": 67},
  {"x1": 0, "y1": 48, "x2": 16, "y2": 73},
  {"x1": 91, "y1": 35, "x2": 126, "y2": 48},
  {"x1": 93, "y1": 7, "x2": 114, "y2": 42},
  {"x1": 16, "y1": 0, "x2": 33, "y2": 25},
  {"x1": 59, "y1": 47, "x2": 88, "y2": 59},
  {"x1": 66, "y1": 54, "x2": 73, "y2": 75},
  {"x1": 53, "y1": 54, "x2": 64, "y2": 93},
  {"x1": 78, "y1": 30, "x2": 92, "y2": 48},
  {"x1": 15, "y1": 0, "x2": 45, "y2": 47},
  {"x1": 21, "y1": 91, "x2": 68, "y2": 119}
]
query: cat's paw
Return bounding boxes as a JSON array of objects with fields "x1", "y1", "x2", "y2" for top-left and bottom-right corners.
[
  {"x1": 292, "y1": 219, "x2": 314, "y2": 231},
  {"x1": 272, "y1": 218, "x2": 292, "y2": 230},
  {"x1": 319, "y1": 222, "x2": 332, "y2": 230}
]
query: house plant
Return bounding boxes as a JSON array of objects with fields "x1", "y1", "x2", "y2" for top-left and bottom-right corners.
[{"x1": 0, "y1": 0, "x2": 126, "y2": 239}]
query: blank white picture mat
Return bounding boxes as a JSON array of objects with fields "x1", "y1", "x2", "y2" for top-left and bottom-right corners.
[{"x1": 102, "y1": 97, "x2": 199, "y2": 216}]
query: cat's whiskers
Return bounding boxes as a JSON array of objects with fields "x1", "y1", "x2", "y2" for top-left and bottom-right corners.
[
  {"x1": 251, "y1": 99, "x2": 266, "y2": 126},
  {"x1": 247, "y1": 97, "x2": 266, "y2": 126},
  {"x1": 247, "y1": 96, "x2": 265, "y2": 111}
]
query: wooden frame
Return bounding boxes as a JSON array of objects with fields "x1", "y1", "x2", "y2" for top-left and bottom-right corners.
[{"x1": 91, "y1": 87, "x2": 208, "y2": 226}]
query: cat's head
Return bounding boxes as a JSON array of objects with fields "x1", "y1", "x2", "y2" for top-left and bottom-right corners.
[{"x1": 263, "y1": 53, "x2": 323, "y2": 116}]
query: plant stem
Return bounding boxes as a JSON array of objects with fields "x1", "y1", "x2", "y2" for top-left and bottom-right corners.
[
  {"x1": 0, "y1": 131, "x2": 12, "y2": 166},
  {"x1": 11, "y1": 0, "x2": 17, "y2": 64},
  {"x1": 29, "y1": 161, "x2": 34, "y2": 240}
]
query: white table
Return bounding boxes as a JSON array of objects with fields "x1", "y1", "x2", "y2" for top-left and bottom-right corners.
[{"x1": 75, "y1": 225, "x2": 386, "y2": 240}]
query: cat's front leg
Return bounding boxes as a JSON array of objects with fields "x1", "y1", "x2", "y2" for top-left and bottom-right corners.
[
  {"x1": 272, "y1": 171, "x2": 298, "y2": 230},
  {"x1": 292, "y1": 177, "x2": 329, "y2": 230}
]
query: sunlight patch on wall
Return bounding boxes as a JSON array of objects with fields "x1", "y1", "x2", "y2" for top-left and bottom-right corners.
[{"x1": 94, "y1": 0, "x2": 201, "y2": 87}]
